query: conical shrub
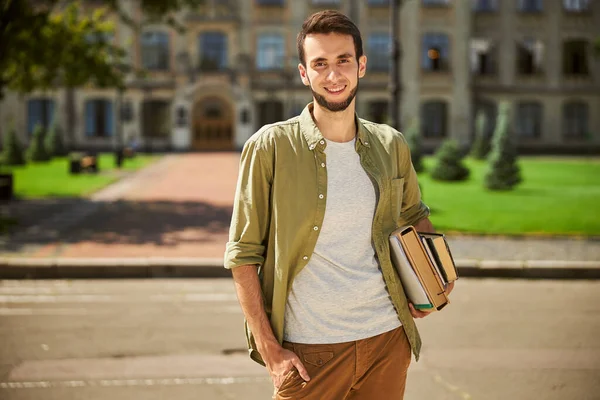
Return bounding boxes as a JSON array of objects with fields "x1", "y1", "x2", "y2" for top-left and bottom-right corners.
[
  {"x1": 1, "y1": 124, "x2": 26, "y2": 166},
  {"x1": 470, "y1": 110, "x2": 491, "y2": 160},
  {"x1": 27, "y1": 124, "x2": 50, "y2": 162},
  {"x1": 45, "y1": 122, "x2": 68, "y2": 158},
  {"x1": 484, "y1": 102, "x2": 522, "y2": 190},
  {"x1": 431, "y1": 139, "x2": 470, "y2": 181},
  {"x1": 405, "y1": 120, "x2": 424, "y2": 173}
]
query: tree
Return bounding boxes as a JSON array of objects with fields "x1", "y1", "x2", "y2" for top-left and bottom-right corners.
[
  {"x1": 470, "y1": 110, "x2": 491, "y2": 160},
  {"x1": 27, "y1": 124, "x2": 50, "y2": 162},
  {"x1": 45, "y1": 122, "x2": 68, "y2": 157},
  {"x1": 1, "y1": 0, "x2": 205, "y2": 145},
  {"x1": 484, "y1": 102, "x2": 522, "y2": 191},
  {"x1": 405, "y1": 119, "x2": 424, "y2": 173},
  {"x1": 430, "y1": 140, "x2": 470, "y2": 182},
  {"x1": 0, "y1": 1, "x2": 126, "y2": 99},
  {"x1": 1, "y1": 123, "x2": 26, "y2": 166}
]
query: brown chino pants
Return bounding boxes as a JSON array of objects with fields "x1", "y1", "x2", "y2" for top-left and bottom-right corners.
[{"x1": 273, "y1": 326, "x2": 412, "y2": 400}]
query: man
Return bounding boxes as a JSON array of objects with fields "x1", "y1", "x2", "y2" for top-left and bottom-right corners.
[{"x1": 224, "y1": 10, "x2": 454, "y2": 400}]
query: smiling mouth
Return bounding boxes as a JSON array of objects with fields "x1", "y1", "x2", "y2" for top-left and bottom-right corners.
[{"x1": 324, "y1": 86, "x2": 346, "y2": 94}]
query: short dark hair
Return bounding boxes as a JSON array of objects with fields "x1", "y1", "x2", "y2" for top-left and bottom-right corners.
[{"x1": 297, "y1": 10, "x2": 363, "y2": 66}]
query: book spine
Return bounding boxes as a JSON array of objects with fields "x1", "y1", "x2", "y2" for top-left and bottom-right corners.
[{"x1": 400, "y1": 229, "x2": 448, "y2": 309}]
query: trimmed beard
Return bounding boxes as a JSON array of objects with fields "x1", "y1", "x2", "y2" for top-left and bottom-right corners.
[{"x1": 309, "y1": 78, "x2": 359, "y2": 113}]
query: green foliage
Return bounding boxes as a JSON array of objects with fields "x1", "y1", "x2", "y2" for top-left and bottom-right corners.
[
  {"x1": 0, "y1": 0, "x2": 206, "y2": 98},
  {"x1": 0, "y1": 1, "x2": 129, "y2": 98},
  {"x1": 470, "y1": 111, "x2": 491, "y2": 160},
  {"x1": 1, "y1": 124, "x2": 26, "y2": 166},
  {"x1": 430, "y1": 140, "x2": 470, "y2": 182},
  {"x1": 27, "y1": 124, "x2": 50, "y2": 162},
  {"x1": 405, "y1": 120, "x2": 424, "y2": 173},
  {"x1": 485, "y1": 102, "x2": 522, "y2": 191},
  {"x1": 44, "y1": 122, "x2": 68, "y2": 157}
]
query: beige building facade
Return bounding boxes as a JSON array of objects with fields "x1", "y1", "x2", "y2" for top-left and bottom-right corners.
[{"x1": 1, "y1": 0, "x2": 599, "y2": 153}]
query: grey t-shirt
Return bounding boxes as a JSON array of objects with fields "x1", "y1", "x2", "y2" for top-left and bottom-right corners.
[{"x1": 283, "y1": 137, "x2": 400, "y2": 343}]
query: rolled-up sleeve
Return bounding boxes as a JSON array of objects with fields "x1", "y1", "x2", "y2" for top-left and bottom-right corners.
[
  {"x1": 224, "y1": 137, "x2": 273, "y2": 269},
  {"x1": 397, "y1": 135, "x2": 430, "y2": 227}
]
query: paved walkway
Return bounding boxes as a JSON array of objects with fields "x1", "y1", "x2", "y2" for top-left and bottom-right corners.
[{"x1": 1, "y1": 153, "x2": 599, "y2": 276}]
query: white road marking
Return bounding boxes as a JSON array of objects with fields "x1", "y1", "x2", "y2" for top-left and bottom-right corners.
[
  {"x1": 0, "y1": 376, "x2": 270, "y2": 389},
  {"x1": 0, "y1": 306, "x2": 242, "y2": 316},
  {"x1": 0, "y1": 293, "x2": 238, "y2": 304}
]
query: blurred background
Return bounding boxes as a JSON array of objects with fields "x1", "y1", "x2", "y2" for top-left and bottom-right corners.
[{"x1": 0, "y1": 1, "x2": 599, "y2": 399}]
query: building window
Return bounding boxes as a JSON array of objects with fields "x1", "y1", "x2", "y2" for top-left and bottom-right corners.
[
  {"x1": 27, "y1": 99, "x2": 55, "y2": 135},
  {"x1": 470, "y1": 39, "x2": 497, "y2": 75},
  {"x1": 422, "y1": 33, "x2": 450, "y2": 71},
  {"x1": 518, "y1": 0, "x2": 543, "y2": 12},
  {"x1": 516, "y1": 102, "x2": 542, "y2": 139},
  {"x1": 256, "y1": 0, "x2": 284, "y2": 5},
  {"x1": 563, "y1": 102, "x2": 588, "y2": 140},
  {"x1": 199, "y1": 32, "x2": 228, "y2": 71},
  {"x1": 142, "y1": 100, "x2": 171, "y2": 138},
  {"x1": 258, "y1": 100, "x2": 284, "y2": 127},
  {"x1": 563, "y1": 0, "x2": 590, "y2": 12},
  {"x1": 421, "y1": 101, "x2": 448, "y2": 138},
  {"x1": 368, "y1": 101, "x2": 389, "y2": 124},
  {"x1": 367, "y1": 0, "x2": 389, "y2": 5},
  {"x1": 256, "y1": 33, "x2": 285, "y2": 70},
  {"x1": 367, "y1": 34, "x2": 391, "y2": 72},
  {"x1": 516, "y1": 38, "x2": 544, "y2": 75},
  {"x1": 563, "y1": 40, "x2": 589, "y2": 76},
  {"x1": 141, "y1": 31, "x2": 170, "y2": 71},
  {"x1": 85, "y1": 99, "x2": 114, "y2": 137},
  {"x1": 472, "y1": 0, "x2": 497, "y2": 11},
  {"x1": 422, "y1": 0, "x2": 451, "y2": 6}
]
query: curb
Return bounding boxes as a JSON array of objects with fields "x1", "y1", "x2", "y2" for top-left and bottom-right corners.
[{"x1": 0, "y1": 257, "x2": 599, "y2": 280}]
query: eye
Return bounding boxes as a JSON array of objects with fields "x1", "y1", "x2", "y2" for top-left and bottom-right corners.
[
  {"x1": 339, "y1": 59, "x2": 350, "y2": 64},
  {"x1": 314, "y1": 62, "x2": 326, "y2": 68}
]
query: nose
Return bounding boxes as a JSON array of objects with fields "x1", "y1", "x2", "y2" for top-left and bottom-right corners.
[{"x1": 325, "y1": 67, "x2": 342, "y2": 83}]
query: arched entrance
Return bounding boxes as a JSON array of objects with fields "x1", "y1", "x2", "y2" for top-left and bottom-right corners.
[{"x1": 192, "y1": 96, "x2": 233, "y2": 150}]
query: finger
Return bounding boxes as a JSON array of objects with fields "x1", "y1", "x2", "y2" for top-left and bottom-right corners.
[
  {"x1": 409, "y1": 303, "x2": 427, "y2": 318},
  {"x1": 291, "y1": 356, "x2": 310, "y2": 381}
]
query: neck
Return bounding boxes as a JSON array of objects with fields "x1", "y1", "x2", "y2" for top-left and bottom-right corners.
[{"x1": 311, "y1": 101, "x2": 357, "y2": 143}]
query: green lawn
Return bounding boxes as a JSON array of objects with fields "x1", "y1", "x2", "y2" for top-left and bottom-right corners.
[
  {"x1": 419, "y1": 157, "x2": 600, "y2": 236},
  {"x1": 2, "y1": 154, "x2": 160, "y2": 198}
]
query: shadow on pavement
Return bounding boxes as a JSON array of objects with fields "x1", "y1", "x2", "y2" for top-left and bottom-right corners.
[{"x1": 1, "y1": 199, "x2": 233, "y2": 253}]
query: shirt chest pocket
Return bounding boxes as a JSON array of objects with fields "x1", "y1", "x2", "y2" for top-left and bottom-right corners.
[{"x1": 390, "y1": 178, "x2": 405, "y2": 223}]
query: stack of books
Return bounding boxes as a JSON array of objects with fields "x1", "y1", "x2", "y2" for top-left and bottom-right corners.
[{"x1": 389, "y1": 226, "x2": 458, "y2": 312}]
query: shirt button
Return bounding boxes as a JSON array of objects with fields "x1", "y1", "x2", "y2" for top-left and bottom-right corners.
[
  {"x1": 303, "y1": 256, "x2": 308, "y2": 260},
  {"x1": 313, "y1": 226, "x2": 319, "y2": 231},
  {"x1": 319, "y1": 140, "x2": 325, "y2": 145},
  {"x1": 364, "y1": 141, "x2": 369, "y2": 145},
  {"x1": 321, "y1": 163, "x2": 325, "y2": 167},
  {"x1": 309, "y1": 144, "x2": 315, "y2": 150},
  {"x1": 319, "y1": 194, "x2": 324, "y2": 199}
]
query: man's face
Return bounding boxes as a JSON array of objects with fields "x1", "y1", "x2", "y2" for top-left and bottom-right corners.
[{"x1": 299, "y1": 33, "x2": 367, "y2": 113}]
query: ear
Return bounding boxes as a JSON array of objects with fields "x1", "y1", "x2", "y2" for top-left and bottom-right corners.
[
  {"x1": 298, "y1": 63, "x2": 310, "y2": 86},
  {"x1": 358, "y1": 55, "x2": 367, "y2": 79}
]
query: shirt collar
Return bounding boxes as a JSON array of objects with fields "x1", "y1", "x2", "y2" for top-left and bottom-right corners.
[{"x1": 299, "y1": 102, "x2": 371, "y2": 151}]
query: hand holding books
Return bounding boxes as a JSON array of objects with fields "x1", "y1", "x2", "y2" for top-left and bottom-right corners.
[{"x1": 389, "y1": 226, "x2": 458, "y2": 313}]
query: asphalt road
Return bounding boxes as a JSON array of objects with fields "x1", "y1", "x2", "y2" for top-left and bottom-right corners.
[{"x1": 0, "y1": 278, "x2": 599, "y2": 400}]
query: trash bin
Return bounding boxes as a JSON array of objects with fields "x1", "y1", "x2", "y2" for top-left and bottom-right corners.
[
  {"x1": 69, "y1": 153, "x2": 82, "y2": 174},
  {"x1": 0, "y1": 173, "x2": 13, "y2": 201}
]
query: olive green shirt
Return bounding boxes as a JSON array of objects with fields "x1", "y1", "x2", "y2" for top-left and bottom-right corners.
[{"x1": 224, "y1": 103, "x2": 430, "y2": 366}]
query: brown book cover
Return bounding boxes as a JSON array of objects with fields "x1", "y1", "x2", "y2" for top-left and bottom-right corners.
[
  {"x1": 420, "y1": 233, "x2": 459, "y2": 282},
  {"x1": 396, "y1": 226, "x2": 449, "y2": 311}
]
